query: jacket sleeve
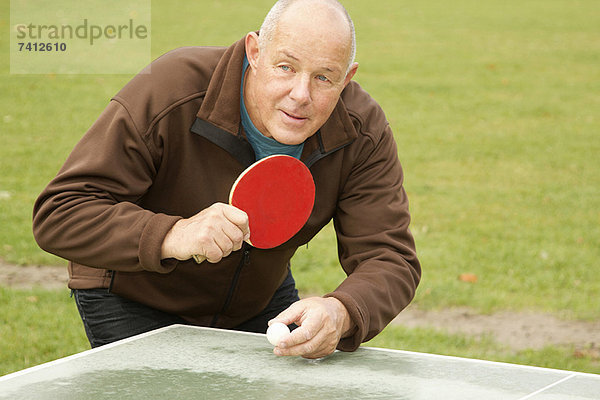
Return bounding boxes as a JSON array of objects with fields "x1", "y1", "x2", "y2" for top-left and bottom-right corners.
[
  {"x1": 325, "y1": 123, "x2": 421, "y2": 351},
  {"x1": 32, "y1": 100, "x2": 181, "y2": 273}
]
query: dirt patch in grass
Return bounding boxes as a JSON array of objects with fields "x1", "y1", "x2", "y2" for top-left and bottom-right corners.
[
  {"x1": 394, "y1": 305, "x2": 600, "y2": 352},
  {"x1": 2, "y1": 262, "x2": 599, "y2": 353},
  {"x1": 0, "y1": 262, "x2": 68, "y2": 290}
]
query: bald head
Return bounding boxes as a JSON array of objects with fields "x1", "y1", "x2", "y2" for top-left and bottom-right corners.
[
  {"x1": 243, "y1": 0, "x2": 359, "y2": 145},
  {"x1": 259, "y1": 0, "x2": 356, "y2": 73}
]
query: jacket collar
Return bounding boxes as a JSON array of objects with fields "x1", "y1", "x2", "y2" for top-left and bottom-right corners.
[{"x1": 195, "y1": 36, "x2": 357, "y2": 161}]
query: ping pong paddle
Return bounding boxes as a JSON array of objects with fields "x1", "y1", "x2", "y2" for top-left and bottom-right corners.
[{"x1": 192, "y1": 155, "x2": 315, "y2": 263}]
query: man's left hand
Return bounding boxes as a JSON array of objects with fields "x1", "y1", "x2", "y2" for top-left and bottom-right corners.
[{"x1": 269, "y1": 296, "x2": 354, "y2": 359}]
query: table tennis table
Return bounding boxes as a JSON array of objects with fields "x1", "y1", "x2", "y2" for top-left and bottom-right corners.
[{"x1": 1, "y1": 325, "x2": 598, "y2": 399}]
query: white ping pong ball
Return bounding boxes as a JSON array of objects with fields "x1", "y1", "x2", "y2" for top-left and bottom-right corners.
[{"x1": 266, "y1": 322, "x2": 290, "y2": 346}]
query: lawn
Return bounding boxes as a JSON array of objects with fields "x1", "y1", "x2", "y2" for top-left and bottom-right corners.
[{"x1": 1, "y1": 0, "x2": 599, "y2": 375}]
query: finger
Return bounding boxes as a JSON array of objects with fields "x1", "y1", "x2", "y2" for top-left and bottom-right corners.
[
  {"x1": 269, "y1": 301, "x2": 305, "y2": 327},
  {"x1": 196, "y1": 227, "x2": 231, "y2": 263},
  {"x1": 219, "y1": 221, "x2": 246, "y2": 252},
  {"x1": 275, "y1": 327, "x2": 333, "y2": 358},
  {"x1": 209, "y1": 229, "x2": 237, "y2": 260},
  {"x1": 222, "y1": 205, "x2": 250, "y2": 239},
  {"x1": 202, "y1": 240, "x2": 225, "y2": 263},
  {"x1": 277, "y1": 315, "x2": 323, "y2": 350}
]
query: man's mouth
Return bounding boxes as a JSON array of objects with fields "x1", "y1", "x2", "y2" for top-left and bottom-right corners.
[{"x1": 281, "y1": 110, "x2": 307, "y2": 121}]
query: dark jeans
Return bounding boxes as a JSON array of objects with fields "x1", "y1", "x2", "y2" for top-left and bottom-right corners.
[{"x1": 73, "y1": 269, "x2": 299, "y2": 348}]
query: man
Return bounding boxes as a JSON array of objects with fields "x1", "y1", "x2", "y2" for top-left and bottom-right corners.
[{"x1": 33, "y1": 0, "x2": 421, "y2": 359}]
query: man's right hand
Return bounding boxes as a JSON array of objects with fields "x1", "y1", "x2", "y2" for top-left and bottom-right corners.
[{"x1": 160, "y1": 203, "x2": 250, "y2": 263}]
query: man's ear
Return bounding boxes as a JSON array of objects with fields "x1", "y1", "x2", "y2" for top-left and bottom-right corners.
[
  {"x1": 245, "y1": 32, "x2": 260, "y2": 71},
  {"x1": 343, "y1": 62, "x2": 359, "y2": 88}
]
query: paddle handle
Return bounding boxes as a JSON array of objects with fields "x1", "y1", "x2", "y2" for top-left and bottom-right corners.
[{"x1": 192, "y1": 254, "x2": 206, "y2": 264}]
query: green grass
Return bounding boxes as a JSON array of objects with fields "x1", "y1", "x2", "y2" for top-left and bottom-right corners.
[
  {"x1": 1, "y1": 0, "x2": 599, "y2": 376},
  {"x1": 0, "y1": 288, "x2": 89, "y2": 376}
]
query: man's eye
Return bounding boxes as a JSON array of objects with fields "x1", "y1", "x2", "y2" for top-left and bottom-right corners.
[
  {"x1": 280, "y1": 65, "x2": 292, "y2": 72},
  {"x1": 317, "y1": 75, "x2": 329, "y2": 82}
]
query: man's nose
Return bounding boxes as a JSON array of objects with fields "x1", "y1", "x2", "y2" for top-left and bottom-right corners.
[{"x1": 288, "y1": 74, "x2": 311, "y2": 104}]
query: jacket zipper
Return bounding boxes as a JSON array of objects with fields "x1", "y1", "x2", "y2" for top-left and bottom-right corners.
[{"x1": 210, "y1": 244, "x2": 251, "y2": 327}]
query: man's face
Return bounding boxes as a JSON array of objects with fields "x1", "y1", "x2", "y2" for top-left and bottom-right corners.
[{"x1": 244, "y1": 15, "x2": 358, "y2": 145}]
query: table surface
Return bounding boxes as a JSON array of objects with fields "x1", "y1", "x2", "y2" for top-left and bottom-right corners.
[{"x1": 1, "y1": 325, "x2": 599, "y2": 400}]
